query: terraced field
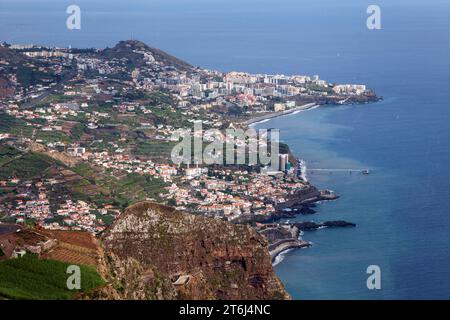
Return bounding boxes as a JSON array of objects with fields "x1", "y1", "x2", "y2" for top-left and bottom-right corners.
[
  {"x1": 41, "y1": 230, "x2": 100, "y2": 267},
  {"x1": 0, "y1": 254, "x2": 104, "y2": 300}
]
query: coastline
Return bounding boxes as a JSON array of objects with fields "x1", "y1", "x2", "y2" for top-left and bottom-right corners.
[
  {"x1": 244, "y1": 101, "x2": 319, "y2": 187},
  {"x1": 245, "y1": 103, "x2": 319, "y2": 126},
  {"x1": 269, "y1": 239, "x2": 311, "y2": 265},
  {"x1": 259, "y1": 224, "x2": 311, "y2": 266},
  {"x1": 245, "y1": 102, "x2": 352, "y2": 267}
]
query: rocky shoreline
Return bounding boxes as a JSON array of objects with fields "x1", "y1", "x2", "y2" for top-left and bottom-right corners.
[
  {"x1": 259, "y1": 185, "x2": 355, "y2": 263},
  {"x1": 257, "y1": 217, "x2": 356, "y2": 264},
  {"x1": 258, "y1": 224, "x2": 309, "y2": 262},
  {"x1": 241, "y1": 104, "x2": 359, "y2": 263},
  {"x1": 294, "y1": 220, "x2": 356, "y2": 231},
  {"x1": 233, "y1": 185, "x2": 339, "y2": 225}
]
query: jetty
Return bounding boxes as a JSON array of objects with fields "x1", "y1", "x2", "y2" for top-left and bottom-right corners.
[{"x1": 307, "y1": 168, "x2": 371, "y2": 174}]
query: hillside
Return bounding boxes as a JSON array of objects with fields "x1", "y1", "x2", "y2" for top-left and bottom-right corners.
[
  {"x1": 0, "y1": 226, "x2": 105, "y2": 300},
  {"x1": 0, "y1": 47, "x2": 22, "y2": 98},
  {"x1": 101, "y1": 40, "x2": 194, "y2": 72},
  {"x1": 0, "y1": 46, "x2": 29, "y2": 64},
  {"x1": 96, "y1": 202, "x2": 289, "y2": 300},
  {"x1": 0, "y1": 46, "x2": 59, "y2": 97},
  {"x1": 0, "y1": 202, "x2": 290, "y2": 300}
]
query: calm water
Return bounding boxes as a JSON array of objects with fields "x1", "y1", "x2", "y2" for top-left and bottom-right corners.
[{"x1": 1, "y1": 0, "x2": 449, "y2": 299}]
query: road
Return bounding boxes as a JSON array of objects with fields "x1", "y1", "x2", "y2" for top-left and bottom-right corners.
[{"x1": 21, "y1": 66, "x2": 77, "y2": 110}]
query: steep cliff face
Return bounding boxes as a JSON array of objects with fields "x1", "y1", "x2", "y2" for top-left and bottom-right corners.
[{"x1": 100, "y1": 202, "x2": 289, "y2": 300}]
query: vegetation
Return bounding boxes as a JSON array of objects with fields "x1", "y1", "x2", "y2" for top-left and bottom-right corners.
[
  {"x1": 0, "y1": 144, "x2": 21, "y2": 165},
  {"x1": 70, "y1": 123, "x2": 86, "y2": 140},
  {"x1": 36, "y1": 130, "x2": 72, "y2": 144},
  {"x1": 72, "y1": 162, "x2": 97, "y2": 179},
  {"x1": 134, "y1": 140, "x2": 176, "y2": 159},
  {"x1": 0, "y1": 152, "x2": 56, "y2": 180},
  {"x1": 114, "y1": 173, "x2": 168, "y2": 201},
  {"x1": 16, "y1": 66, "x2": 56, "y2": 87},
  {"x1": 72, "y1": 163, "x2": 168, "y2": 208},
  {"x1": 306, "y1": 83, "x2": 334, "y2": 94},
  {"x1": 96, "y1": 213, "x2": 115, "y2": 226},
  {"x1": 42, "y1": 93, "x2": 76, "y2": 103},
  {"x1": 151, "y1": 106, "x2": 192, "y2": 127},
  {"x1": 0, "y1": 113, "x2": 32, "y2": 136},
  {"x1": 0, "y1": 254, "x2": 104, "y2": 300},
  {"x1": 0, "y1": 187, "x2": 15, "y2": 196}
]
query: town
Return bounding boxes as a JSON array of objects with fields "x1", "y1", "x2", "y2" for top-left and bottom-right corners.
[{"x1": 0, "y1": 40, "x2": 377, "y2": 233}]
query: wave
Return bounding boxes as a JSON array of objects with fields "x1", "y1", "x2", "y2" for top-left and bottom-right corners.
[
  {"x1": 272, "y1": 248, "x2": 294, "y2": 266},
  {"x1": 248, "y1": 119, "x2": 270, "y2": 127},
  {"x1": 299, "y1": 159, "x2": 308, "y2": 182}
]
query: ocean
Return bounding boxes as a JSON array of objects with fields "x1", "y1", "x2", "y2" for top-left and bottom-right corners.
[{"x1": 1, "y1": 0, "x2": 449, "y2": 299}]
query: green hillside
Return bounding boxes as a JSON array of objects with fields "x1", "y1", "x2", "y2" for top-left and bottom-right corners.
[{"x1": 0, "y1": 254, "x2": 104, "y2": 300}]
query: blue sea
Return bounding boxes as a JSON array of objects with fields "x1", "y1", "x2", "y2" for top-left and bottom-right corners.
[{"x1": 1, "y1": 0, "x2": 449, "y2": 299}]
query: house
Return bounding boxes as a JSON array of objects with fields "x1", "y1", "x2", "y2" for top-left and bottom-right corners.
[{"x1": 274, "y1": 103, "x2": 286, "y2": 112}]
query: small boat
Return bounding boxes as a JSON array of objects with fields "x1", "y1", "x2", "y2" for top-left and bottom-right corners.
[{"x1": 362, "y1": 170, "x2": 370, "y2": 175}]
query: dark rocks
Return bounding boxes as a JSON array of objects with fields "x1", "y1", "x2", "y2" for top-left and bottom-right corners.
[
  {"x1": 294, "y1": 220, "x2": 356, "y2": 231},
  {"x1": 323, "y1": 221, "x2": 356, "y2": 228}
]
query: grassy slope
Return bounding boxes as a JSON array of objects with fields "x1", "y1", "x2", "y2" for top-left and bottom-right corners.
[
  {"x1": 0, "y1": 113, "x2": 33, "y2": 136},
  {"x1": 0, "y1": 152, "x2": 56, "y2": 180},
  {"x1": 0, "y1": 254, "x2": 104, "y2": 300},
  {"x1": 72, "y1": 161, "x2": 168, "y2": 208}
]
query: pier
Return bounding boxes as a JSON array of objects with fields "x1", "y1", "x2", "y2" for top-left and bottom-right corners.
[{"x1": 307, "y1": 168, "x2": 370, "y2": 174}]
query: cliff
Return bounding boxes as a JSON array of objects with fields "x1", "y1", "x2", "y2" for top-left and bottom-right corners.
[{"x1": 98, "y1": 202, "x2": 289, "y2": 300}]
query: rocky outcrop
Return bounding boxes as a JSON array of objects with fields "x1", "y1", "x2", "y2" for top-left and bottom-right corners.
[
  {"x1": 294, "y1": 220, "x2": 356, "y2": 231},
  {"x1": 233, "y1": 185, "x2": 326, "y2": 224},
  {"x1": 260, "y1": 226, "x2": 311, "y2": 262},
  {"x1": 99, "y1": 202, "x2": 289, "y2": 300}
]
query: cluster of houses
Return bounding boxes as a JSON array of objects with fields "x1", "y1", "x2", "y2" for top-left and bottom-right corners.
[
  {"x1": 0, "y1": 42, "x2": 367, "y2": 233},
  {"x1": 1, "y1": 178, "x2": 111, "y2": 234},
  {"x1": 164, "y1": 168, "x2": 308, "y2": 221}
]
